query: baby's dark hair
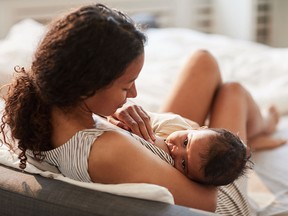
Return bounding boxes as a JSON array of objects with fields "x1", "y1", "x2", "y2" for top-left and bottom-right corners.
[
  {"x1": 198, "y1": 128, "x2": 252, "y2": 186},
  {"x1": 0, "y1": 3, "x2": 146, "y2": 169}
]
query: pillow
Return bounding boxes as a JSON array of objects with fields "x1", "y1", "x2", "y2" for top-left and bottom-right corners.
[{"x1": 0, "y1": 19, "x2": 44, "y2": 86}]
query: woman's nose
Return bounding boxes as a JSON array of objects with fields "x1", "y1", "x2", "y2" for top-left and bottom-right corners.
[{"x1": 127, "y1": 83, "x2": 137, "y2": 98}]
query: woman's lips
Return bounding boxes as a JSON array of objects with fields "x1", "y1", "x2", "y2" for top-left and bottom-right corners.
[{"x1": 118, "y1": 100, "x2": 127, "y2": 109}]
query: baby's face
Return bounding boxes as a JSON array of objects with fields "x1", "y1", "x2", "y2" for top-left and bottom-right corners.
[{"x1": 165, "y1": 128, "x2": 218, "y2": 181}]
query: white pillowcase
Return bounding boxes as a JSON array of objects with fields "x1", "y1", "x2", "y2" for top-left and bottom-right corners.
[{"x1": 0, "y1": 19, "x2": 44, "y2": 86}]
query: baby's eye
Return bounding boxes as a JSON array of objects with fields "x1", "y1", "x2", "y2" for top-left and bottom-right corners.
[
  {"x1": 181, "y1": 159, "x2": 186, "y2": 171},
  {"x1": 183, "y1": 138, "x2": 188, "y2": 147}
]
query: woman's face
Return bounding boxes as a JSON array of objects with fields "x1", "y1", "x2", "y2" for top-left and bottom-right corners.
[
  {"x1": 84, "y1": 53, "x2": 144, "y2": 116},
  {"x1": 165, "y1": 129, "x2": 218, "y2": 181}
]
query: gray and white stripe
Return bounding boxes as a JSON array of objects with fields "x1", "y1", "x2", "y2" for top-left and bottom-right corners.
[
  {"x1": 41, "y1": 128, "x2": 174, "y2": 182},
  {"x1": 43, "y1": 129, "x2": 104, "y2": 182},
  {"x1": 128, "y1": 132, "x2": 174, "y2": 166},
  {"x1": 216, "y1": 176, "x2": 253, "y2": 216}
]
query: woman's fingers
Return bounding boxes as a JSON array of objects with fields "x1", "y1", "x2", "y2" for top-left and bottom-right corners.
[
  {"x1": 107, "y1": 116, "x2": 130, "y2": 130},
  {"x1": 128, "y1": 105, "x2": 155, "y2": 142},
  {"x1": 110, "y1": 104, "x2": 155, "y2": 143}
]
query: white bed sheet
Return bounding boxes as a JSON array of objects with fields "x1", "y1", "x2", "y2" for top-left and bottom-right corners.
[
  {"x1": 0, "y1": 19, "x2": 288, "y2": 216},
  {"x1": 247, "y1": 116, "x2": 288, "y2": 216},
  {"x1": 136, "y1": 28, "x2": 288, "y2": 116}
]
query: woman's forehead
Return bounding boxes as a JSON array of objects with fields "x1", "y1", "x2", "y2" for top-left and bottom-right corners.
[{"x1": 117, "y1": 53, "x2": 144, "y2": 83}]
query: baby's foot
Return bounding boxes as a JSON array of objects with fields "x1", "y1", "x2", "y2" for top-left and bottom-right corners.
[{"x1": 262, "y1": 106, "x2": 280, "y2": 134}]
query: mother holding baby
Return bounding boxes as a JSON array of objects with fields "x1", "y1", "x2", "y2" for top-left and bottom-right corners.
[{"x1": 0, "y1": 3, "x2": 284, "y2": 215}]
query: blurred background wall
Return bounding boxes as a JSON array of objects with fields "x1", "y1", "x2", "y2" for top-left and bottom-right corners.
[{"x1": 0, "y1": 0, "x2": 287, "y2": 47}]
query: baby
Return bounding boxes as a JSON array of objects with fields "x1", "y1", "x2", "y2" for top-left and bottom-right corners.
[{"x1": 149, "y1": 112, "x2": 251, "y2": 186}]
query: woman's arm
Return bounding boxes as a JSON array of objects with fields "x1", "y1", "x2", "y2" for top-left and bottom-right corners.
[{"x1": 88, "y1": 130, "x2": 217, "y2": 212}]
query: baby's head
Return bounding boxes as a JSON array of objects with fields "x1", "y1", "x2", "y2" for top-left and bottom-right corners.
[{"x1": 165, "y1": 128, "x2": 251, "y2": 186}]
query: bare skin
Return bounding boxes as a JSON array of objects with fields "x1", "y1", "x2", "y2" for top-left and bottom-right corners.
[
  {"x1": 207, "y1": 82, "x2": 286, "y2": 150},
  {"x1": 159, "y1": 50, "x2": 222, "y2": 125},
  {"x1": 249, "y1": 106, "x2": 286, "y2": 151},
  {"x1": 261, "y1": 106, "x2": 280, "y2": 134}
]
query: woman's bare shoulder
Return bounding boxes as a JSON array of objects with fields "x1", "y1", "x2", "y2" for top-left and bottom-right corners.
[
  {"x1": 87, "y1": 130, "x2": 159, "y2": 183},
  {"x1": 87, "y1": 130, "x2": 217, "y2": 211}
]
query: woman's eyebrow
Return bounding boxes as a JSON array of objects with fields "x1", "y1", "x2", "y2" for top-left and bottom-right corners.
[
  {"x1": 126, "y1": 79, "x2": 135, "y2": 84},
  {"x1": 127, "y1": 76, "x2": 138, "y2": 83}
]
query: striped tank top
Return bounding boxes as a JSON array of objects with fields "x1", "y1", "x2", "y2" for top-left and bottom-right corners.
[
  {"x1": 40, "y1": 116, "x2": 253, "y2": 216},
  {"x1": 42, "y1": 127, "x2": 174, "y2": 182}
]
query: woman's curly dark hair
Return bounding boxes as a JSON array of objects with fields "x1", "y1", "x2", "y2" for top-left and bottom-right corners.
[{"x1": 0, "y1": 3, "x2": 146, "y2": 169}]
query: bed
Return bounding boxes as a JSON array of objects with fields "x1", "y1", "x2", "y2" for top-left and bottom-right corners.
[{"x1": 0, "y1": 19, "x2": 288, "y2": 216}]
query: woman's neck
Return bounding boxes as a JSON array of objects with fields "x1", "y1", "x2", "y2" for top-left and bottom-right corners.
[{"x1": 51, "y1": 105, "x2": 95, "y2": 148}]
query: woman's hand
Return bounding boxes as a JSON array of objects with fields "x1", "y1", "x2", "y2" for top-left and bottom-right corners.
[{"x1": 107, "y1": 104, "x2": 156, "y2": 143}]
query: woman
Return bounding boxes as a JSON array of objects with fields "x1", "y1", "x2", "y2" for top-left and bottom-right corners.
[
  {"x1": 0, "y1": 3, "x2": 284, "y2": 215},
  {"x1": 0, "y1": 3, "x2": 216, "y2": 212}
]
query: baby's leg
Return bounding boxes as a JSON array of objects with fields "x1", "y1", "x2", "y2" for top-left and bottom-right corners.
[{"x1": 159, "y1": 50, "x2": 222, "y2": 125}]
